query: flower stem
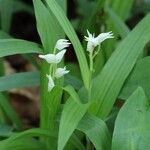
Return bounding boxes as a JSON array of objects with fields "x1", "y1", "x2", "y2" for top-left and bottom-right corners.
[{"x1": 88, "y1": 52, "x2": 94, "y2": 101}]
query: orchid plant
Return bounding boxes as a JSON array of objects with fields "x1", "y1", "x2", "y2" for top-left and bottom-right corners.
[{"x1": 0, "y1": 0, "x2": 150, "y2": 150}]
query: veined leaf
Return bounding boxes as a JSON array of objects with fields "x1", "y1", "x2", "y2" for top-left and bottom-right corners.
[
  {"x1": 64, "y1": 74, "x2": 82, "y2": 90},
  {"x1": 112, "y1": 87, "x2": 150, "y2": 150},
  {"x1": 106, "y1": 6, "x2": 130, "y2": 38},
  {"x1": 0, "y1": 72, "x2": 39, "y2": 92},
  {"x1": 0, "y1": 39, "x2": 42, "y2": 57},
  {"x1": 58, "y1": 86, "x2": 89, "y2": 150},
  {"x1": 120, "y1": 56, "x2": 150, "y2": 100},
  {"x1": 104, "y1": 0, "x2": 134, "y2": 58},
  {"x1": 107, "y1": 0, "x2": 134, "y2": 20},
  {"x1": 0, "y1": 138, "x2": 46, "y2": 150},
  {"x1": 45, "y1": 0, "x2": 90, "y2": 89},
  {"x1": 0, "y1": 31, "x2": 40, "y2": 69},
  {"x1": 0, "y1": 128, "x2": 55, "y2": 149},
  {"x1": 90, "y1": 14, "x2": 150, "y2": 119},
  {"x1": 33, "y1": 0, "x2": 64, "y2": 52},
  {"x1": 77, "y1": 113, "x2": 111, "y2": 150}
]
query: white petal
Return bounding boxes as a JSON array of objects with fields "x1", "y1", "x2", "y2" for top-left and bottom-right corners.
[
  {"x1": 55, "y1": 39, "x2": 71, "y2": 51},
  {"x1": 84, "y1": 30, "x2": 99, "y2": 53},
  {"x1": 55, "y1": 49, "x2": 66, "y2": 63},
  {"x1": 55, "y1": 66, "x2": 69, "y2": 78},
  {"x1": 97, "y1": 31, "x2": 114, "y2": 43},
  {"x1": 46, "y1": 74, "x2": 55, "y2": 92},
  {"x1": 39, "y1": 54, "x2": 57, "y2": 63}
]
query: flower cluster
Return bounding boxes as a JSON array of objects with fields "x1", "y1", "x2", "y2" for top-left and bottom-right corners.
[
  {"x1": 85, "y1": 30, "x2": 114, "y2": 53},
  {"x1": 39, "y1": 39, "x2": 70, "y2": 92}
]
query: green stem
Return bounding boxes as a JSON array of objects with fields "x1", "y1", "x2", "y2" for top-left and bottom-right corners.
[{"x1": 88, "y1": 52, "x2": 93, "y2": 101}]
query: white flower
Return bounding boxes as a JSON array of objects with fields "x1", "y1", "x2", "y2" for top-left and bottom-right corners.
[
  {"x1": 55, "y1": 39, "x2": 71, "y2": 51},
  {"x1": 55, "y1": 66, "x2": 69, "y2": 78},
  {"x1": 84, "y1": 30, "x2": 98, "y2": 53},
  {"x1": 85, "y1": 30, "x2": 114, "y2": 53},
  {"x1": 39, "y1": 49, "x2": 66, "y2": 64},
  {"x1": 46, "y1": 74, "x2": 55, "y2": 92}
]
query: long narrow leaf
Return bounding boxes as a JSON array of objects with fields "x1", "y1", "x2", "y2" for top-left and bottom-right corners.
[
  {"x1": 90, "y1": 14, "x2": 150, "y2": 119},
  {"x1": 0, "y1": 72, "x2": 39, "y2": 92},
  {"x1": 77, "y1": 113, "x2": 111, "y2": 150},
  {"x1": 33, "y1": 0, "x2": 63, "y2": 52},
  {"x1": 58, "y1": 86, "x2": 89, "y2": 150},
  {"x1": 0, "y1": 93, "x2": 22, "y2": 130},
  {"x1": 0, "y1": 39, "x2": 42, "y2": 57},
  {"x1": 46, "y1": 0, "x2": 90, "y2": 89},
  {"x1": 106, "y1": 6, "x2": 130, "y2": 38}
]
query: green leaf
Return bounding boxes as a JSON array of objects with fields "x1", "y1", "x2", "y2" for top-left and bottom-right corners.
[
  {"x1": 46, "y1": 86, "x2": 62, "y2": 130},
  {"x1": 77, "y1": 113, "x2": 111, "y2": 150},
  {"x1": 64, "y1": 74, "x2": 82, "y2": 90},
  {"x1": 104, "y1": 0, "x2": 134, "y2": 58},
  {"x1": 112, "y1": 87, "x2": 150, "y2": 150},
  {"x1": 58, "y1": 86, "x2": 89, "y2": 150},
  {"x1": 90, "y1": 14, "x2": 150, "y2": 119},
  {"x1": 0, "y1": 72, "x2": 39, "y2": 92},
  {"x1": 69, "y1": 134, "x2": 86, "y2": 150},
  {"x1": 0, "y1": 39, "x2": 42, "y2": 57},
  {"x1": 63, "y1": 85, "x2": 81, "y2": 103},
  {"x1": 107, "y1": 0, "x2": 134, "y2": 20},
  {"x1": 0, "y1": 30, "x2": 11, "y2": 39},
  {"x1": 0, "y1": 138, "x2": 46, "y2": 150},
  {"x1": 106, "y1": 6, "x2": 130, "y2": 38},
  {"x1": 0, "y1": 128, "x2": 55, "y2": 149},
  {"x1": 45, "y1": 0, "x2": 90, "y2": 89},
  {"x1": 0, "y1": 93, "x2": 22, "y2": 130},
  {"x1": 33, "y1": 1, "x2": 65, "y2": 136},
  {"x1": 33, "y1": 0, "x2": 63, "y2": 52},
  {"x1": 0, "y1": 124, "x2": 13, "y2": 137},
  {"x1": 13, "y1": 0, "x2": 34, "y2": 15},
  {"x1": 0, "y1": 0, "x2": 13, "y2": 32},
  {"x1": 0, "y1": 31, "x2": 40, "y2": 69},
  {"x1": 120, "y1": 57, "x2": 150, "y2": 100}
]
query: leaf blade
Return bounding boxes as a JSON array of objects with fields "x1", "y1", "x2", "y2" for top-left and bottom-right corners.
[
  {"x1": 90, "y1": 14, "x2": 150, "y2": 118},
  {"x1": 0, "y1": 39, "x2": 42, "y2": 57}
]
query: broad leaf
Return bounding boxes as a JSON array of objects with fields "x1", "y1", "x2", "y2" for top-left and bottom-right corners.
[
  {"x1": 90, "y1": 14, "x2": 150, "y2": 119},
  {"x1": 112, "y1": 87, "x2": 150, "y2": 150},
  {"x1": 120, "y1": 57, "x2": 150, "y2": 100}
]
